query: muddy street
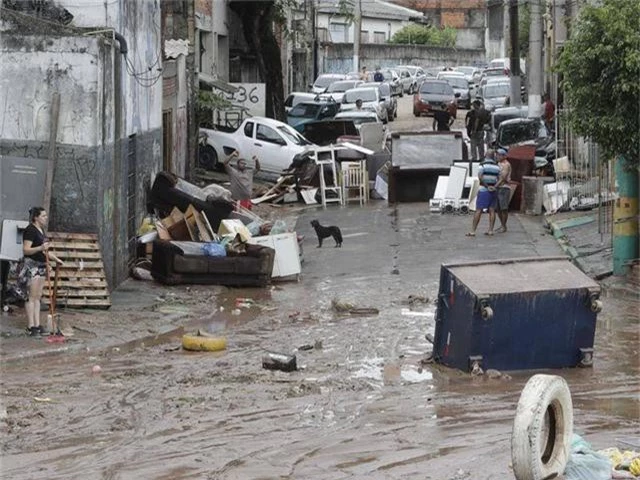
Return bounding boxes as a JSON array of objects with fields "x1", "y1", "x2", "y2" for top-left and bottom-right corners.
[{"x1": 1, "y1": 203, "x2": 638, "y2": 480}]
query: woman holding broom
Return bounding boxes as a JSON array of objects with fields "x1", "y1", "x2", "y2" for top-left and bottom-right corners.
[{"x1": 20, "y1": 207, "x2": 64, "y2": 336}]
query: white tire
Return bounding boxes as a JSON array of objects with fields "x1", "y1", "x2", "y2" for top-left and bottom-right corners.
[{"x1": 512, "y1": 374, "x2": 573, "y2": 480}]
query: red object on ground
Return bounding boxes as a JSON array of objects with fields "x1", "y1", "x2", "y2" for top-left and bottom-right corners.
[
  {"x1": 238, "y1": 199, "x2": 252, "y2": 210},
  {"x1": 46, "y1": 335, "x2": 66, "y2": 343}
]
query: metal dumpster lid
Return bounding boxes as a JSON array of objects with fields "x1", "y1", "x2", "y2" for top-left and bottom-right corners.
[{"x1": 444, "y1": 256, "x2": 600, "y2": 295}]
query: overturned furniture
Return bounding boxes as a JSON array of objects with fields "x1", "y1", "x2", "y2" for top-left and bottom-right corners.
[
  {"x1": 149, "y1": 171, "x2": 234, "y2": 232},
  {"x1": 151, "y1": 241, "x2": 275, "y2": 287},
  {"x1": 433, "y1": 256, "x2": 602, "y2": 372}
]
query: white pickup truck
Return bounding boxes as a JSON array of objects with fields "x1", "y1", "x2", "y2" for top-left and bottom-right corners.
[{"x1": 199, "y1": 117, "x2": 315, "y2": 178}]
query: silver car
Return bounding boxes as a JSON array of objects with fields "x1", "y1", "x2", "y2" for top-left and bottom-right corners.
[
  {"x1": 478, "y1": 81, "x2": 512, "y2": 111},
  {"x1": 360, "y1": 81, "x2": 397, "y2": 122},
  {"x1": 440, "y1": 74, "x2": 472, "y2": 109},
  {"x1": 340, "y1": 87, "x2": 388, "y2": 123}
]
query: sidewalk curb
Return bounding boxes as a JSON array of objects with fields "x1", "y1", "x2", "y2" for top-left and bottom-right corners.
[{"x1": 545, "y1": 216, "x2": 600, "y2": 276}]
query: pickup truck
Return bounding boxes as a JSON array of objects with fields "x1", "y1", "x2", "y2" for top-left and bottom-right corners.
[{"x1": 199, "y1": 117, "x2": 315, "y2": 178}]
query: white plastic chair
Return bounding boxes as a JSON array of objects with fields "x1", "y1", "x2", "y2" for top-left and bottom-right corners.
[{"x1": 341, "y1": 161, "x2": 367, "y2": 206}]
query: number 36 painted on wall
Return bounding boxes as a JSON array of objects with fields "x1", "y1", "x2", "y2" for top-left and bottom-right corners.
[{"x1": 223, "y1": 83, "x2": 265, "y2": 117}]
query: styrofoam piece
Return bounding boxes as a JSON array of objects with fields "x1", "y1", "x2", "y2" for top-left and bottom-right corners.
[
  {"x1": 543, "y1": 181, "x2": 570, "y2": 214},
  {"x1": 464, "y1": 177, "x2": 474, "y2": 188},
  {"x1": 445, "y1": 165, "x2": 468, "y2": 199},
  {"x1": 468, "y1": 178, "x2": 480, "y2": 211},
  {"x1": 471, "y1": 162, "x2": 481, "y2": 177},
  {"x1": 433, "y1": 176, "x2": 449, "y2": 200}
]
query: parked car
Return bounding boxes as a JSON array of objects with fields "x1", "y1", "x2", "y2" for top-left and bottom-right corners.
[
  {"x1": 439, "y1": 74, "x2": 472, "y2": 109},
  {"x1": 487, "y1": 105, "x2": 529, "y2": 144},
  {"x1": 334, "y1": 110, "x2": 382, "y2": 129},
  {"x1": 493, "y1": 117, "x2": 555, "y2": 162},
  {"x1": 393, "y1": 67, "x2": 415, "y2": 95},
  {"x1": 284, "y1": 92, "x2": 317, "y2": 114},
  {"x1": 396, "y1": 65, "x2": 427, "y2": 90},
  {"x1": 413, "y1": 79, "x2": 459, "y2": 117},
  {"x1": 488, "y1": 57, "x2": 526, "y2": 75},
  {"x1": 199, "y1": 117, "x2": 314, "y2": 178},
  {"x1": 340, "y1": 87, "x2": 388, "y2": 123},
  {"x1": 360, "y1": 81, "x2": 397, "y2": 121},
  {"x1": 324, "y1": 79, "x2": 364, "y2": 102},
  {"x1": 366, "y1": 69, "x2": 402, "y2": 97},
  {"x1": 286, "y1": 98, "x2": 340, "y2": 132},
  {"x1": 478, "y1": 80, "x2": 511, "y2": 111},
  {"x1": 425, "y1": 66, "x2": 446, "y2": 77},
  {"x1": 310, "y1": 73, "x2": 346, "y2": 94},
  {"x1": 454, "y1": 65, "x2": 481, "y2": 84}
]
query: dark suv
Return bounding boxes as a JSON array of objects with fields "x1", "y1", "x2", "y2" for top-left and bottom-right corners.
[{"x1": 413, "y1": 79, "x2": 459, "y2": 117}]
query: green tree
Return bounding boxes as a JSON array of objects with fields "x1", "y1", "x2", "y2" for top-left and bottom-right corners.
[
  {"x1": 555, "y1": 0, "x2": 640, "y2": 165},
  {"x1": 229, "y1": 0, "x2": 292, "y2": 122},
  {"x1": 389, "y1": 24, "x2": 456, "y2": 47}
]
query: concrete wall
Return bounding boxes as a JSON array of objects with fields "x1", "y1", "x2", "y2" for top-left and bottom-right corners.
[
  {"x1": 162, "y1": 56, "x2": 188, "y2": 177},
  {"x1": 0, "y1": 0, "x2": 163, "y2": 288},
  {"x1": 318, "y1": 43, "x2": 485, "y2": 73},
  {"x1": 317, "y1": 13, "x2": 409, "y2": 44}
]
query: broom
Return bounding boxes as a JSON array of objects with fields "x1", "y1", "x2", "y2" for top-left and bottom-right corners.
[{"x1": 45, "y1": 252, "x2": 65, "y2": 342}]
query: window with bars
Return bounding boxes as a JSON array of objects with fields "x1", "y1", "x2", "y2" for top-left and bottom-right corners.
[{"x1": 373, "y1": 31, "x2": 386, "y2": 43}]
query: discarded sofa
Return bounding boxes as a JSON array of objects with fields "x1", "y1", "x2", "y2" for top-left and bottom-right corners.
[
  {"x1": 149, "y1": 171, "x2": 234, "y2": 232},
  {"x1": 151, "y1": 240, "x2": 275, "y2": 287}
]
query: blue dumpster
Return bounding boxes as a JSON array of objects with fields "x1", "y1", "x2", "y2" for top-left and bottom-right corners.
[{"x1": 433, "y1": 256, "x2": 602, "y2": 372}]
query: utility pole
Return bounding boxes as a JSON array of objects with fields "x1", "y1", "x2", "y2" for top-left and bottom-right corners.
[
  {"x1": 353, "y1": 0, "x2": 361, "y2": 73},
  {"x1": 508, "y1": 0, "x2": 521, "y2": 106},
  {"x1": 528, "y1": 0, "x2": 543, "y2": 117},
  {"x1": 502, "y1": 0, "x2": 510, "y2": 58}
]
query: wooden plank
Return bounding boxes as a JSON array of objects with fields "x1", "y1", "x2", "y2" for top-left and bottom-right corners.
[
  {"x1": 43, "y1": 298, "x2": 111, "y2": 307},
  {"x1": 51, "y1": 261, "x2": 104, "y2": 270},
  {"x1": 48, "y1": 232, "x2": 98, "y2": 241},
  {"x1": 44, "y1": 289, "x2": 110, "y2": 298},
  {"x1": 53, "y1": 270, "x2": 107, "y2": 279},
  {"x1": 50, "y1": 241, "x2": 100, "y2": 250},
  {"x1": 43, "y1": 92, "x2": 60, "y2": 213},
  {"x1": 49, "y1": 279, "x2": 108, "y2": 288},
  {"x1": 54, "y1": 251, "x2": 102, "y2": 259}
]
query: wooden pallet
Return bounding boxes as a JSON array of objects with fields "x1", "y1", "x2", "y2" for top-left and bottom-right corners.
[{"x1": 43, "y1": 232, "x2": 111, "y2": 309}]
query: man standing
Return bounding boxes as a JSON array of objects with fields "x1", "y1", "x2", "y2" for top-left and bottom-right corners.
[
  {"x1": 360, "y1": 66, "x2": 368, "y2": 81},
  {"x1": 465, "y1": 100, "x2": 488, "y2": 160},
  {"x1": 223, "y1": 150, "x2": 261, "y2": 210},
  {"x1": 466, "y1": 150, "x2": 500, "y2": 237},
  {"x1": 432, "y1": 104, "x2": 452, "y2": 131},
  {"x1": 495, "y1": 148, "x2": 512, "y2": 233},
  {"x1": 373, "y1": 67, "x2": 384, "y2": 82}
]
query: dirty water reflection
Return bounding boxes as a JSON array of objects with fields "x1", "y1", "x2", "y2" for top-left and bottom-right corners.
[{"x1": 1, "y1": 280, "x2": 639, "y2": 479}]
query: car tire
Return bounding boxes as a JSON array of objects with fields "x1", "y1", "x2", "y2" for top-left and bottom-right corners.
[
  {"x1": 511, "y1": 374, "x2": 573, "y2": 480},
  {"x1": 198, "y1": 145, "x2": 218, "y2": 171}
]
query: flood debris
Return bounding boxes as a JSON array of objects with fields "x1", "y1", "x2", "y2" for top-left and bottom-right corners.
[
  {"x1": 262, "y1": 352, "x2": 297, "y2": 372},
  {"x1": 331, "y1": 298, "x2": 379, "y2": 316}
]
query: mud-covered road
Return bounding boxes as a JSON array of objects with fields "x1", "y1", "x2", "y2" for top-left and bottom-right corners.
[{"x1": 1, "y1": 201, "x2": 638, "y2": 480}]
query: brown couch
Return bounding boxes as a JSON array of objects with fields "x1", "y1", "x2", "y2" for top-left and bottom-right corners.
[{"x1": 151, "y1": 240, "x2": 275, "y2": 287}]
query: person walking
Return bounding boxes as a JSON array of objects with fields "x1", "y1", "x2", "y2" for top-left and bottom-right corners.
[
  {"x1": 466, "y1": 150, "x2": 500, "y2": 237},
  {"x1": 223, "y1": 150, "x2": 261, "y2": 210},
  {"x1": 495, "y1": 148, "x2": 512, "y2": 233},
  {"x1": 19, "y1": 207, "x2": 64, "y2": 336},
  {"x1": 465, "y1": 100, "x2": 488, "y2": 160}
]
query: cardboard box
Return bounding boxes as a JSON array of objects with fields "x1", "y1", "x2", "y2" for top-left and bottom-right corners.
[{"x1": 218, "y1": 219, "x2": 252, "y2": 242}]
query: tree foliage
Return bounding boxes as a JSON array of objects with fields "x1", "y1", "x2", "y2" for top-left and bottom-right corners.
[
  {"x1": 229, "y1": 0, "x2": 288, "y2": 121},
  {"x1": 389, "y1": 24, "x2": 456, "y2": 47},
  {"x1": 556, "y1": 0, "x2": 640, "y2": 165}
]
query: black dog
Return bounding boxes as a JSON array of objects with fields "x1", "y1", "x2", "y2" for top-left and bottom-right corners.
[{"x1": 310, "y1": 220, "x2": 343, "y2": 248}]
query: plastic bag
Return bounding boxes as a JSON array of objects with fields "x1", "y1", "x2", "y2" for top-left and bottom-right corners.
[
  {"x1": 246, "y1": 221, "x2": 262, "y2": 237},
  {"x1": 201, "y1": 242, "x2": 226, "y2": 257},
  {"x1": 564, "y1": 434, "x2": 613, "y2": 480},
  {"x1": 269, "y1": 220, "x2": 288, "y2": 235}
]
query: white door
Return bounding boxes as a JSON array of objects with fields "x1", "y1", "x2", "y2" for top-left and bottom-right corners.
[{"x1": 251, "y1": 124, "x2": 290, "y2": 174}]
